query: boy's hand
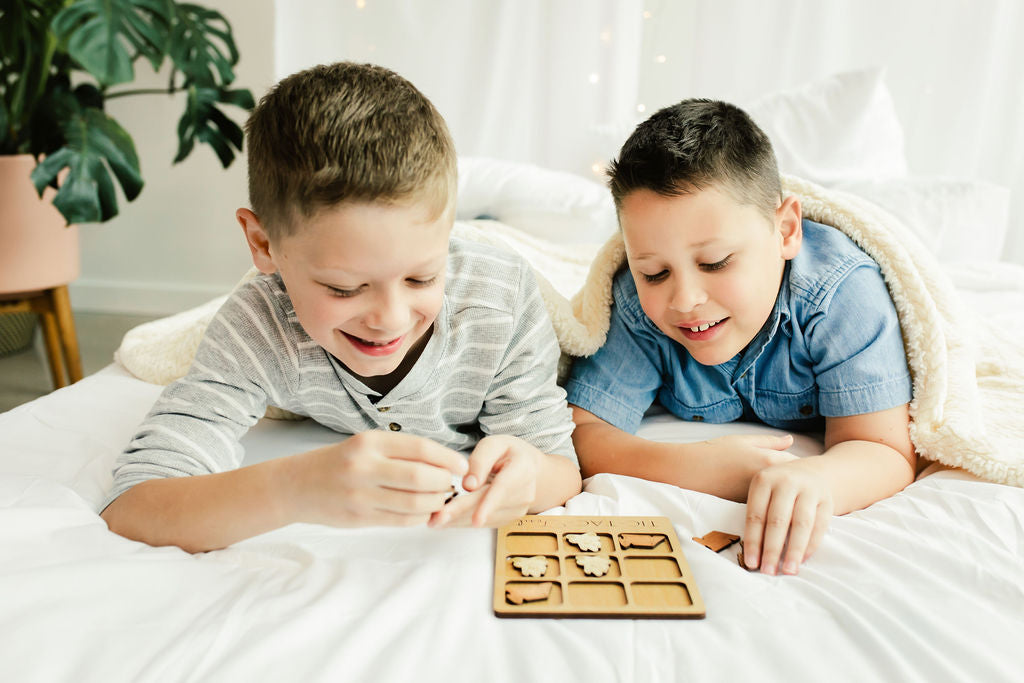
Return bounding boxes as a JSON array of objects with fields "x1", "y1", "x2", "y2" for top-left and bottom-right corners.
[
  {"x1": 429, "y1": 435, "x2": 541, "y2": 528},
  {"x1": 692, "y1": 434, "x2": 798, "y2": 501},
  {"x1": 289, "y1": 430, "x2": 468, "y2": 527},
  {"x1": 742, "y1": 460, "x2": 833, "y2": 575}
]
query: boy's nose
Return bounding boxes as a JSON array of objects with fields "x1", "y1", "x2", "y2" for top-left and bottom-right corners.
[
  {"x1": 668, "y1": 277, "x2": 707, "y2": 313},
  {"x1": 365, "y1": 289, "x2": 410, "y2": 333}
]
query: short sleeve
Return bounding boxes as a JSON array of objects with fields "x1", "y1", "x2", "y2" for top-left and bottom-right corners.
[
  {"x1": 806, "y1": 264, "x2": 913, "y2": 416},
  {"x1": 565, "y1": 276, "x2": 663, "y2": 434}
]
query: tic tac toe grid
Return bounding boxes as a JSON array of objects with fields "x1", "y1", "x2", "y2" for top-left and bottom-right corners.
[{"x1": 493, "y1": 515, "x2": 705, "y2": 619}]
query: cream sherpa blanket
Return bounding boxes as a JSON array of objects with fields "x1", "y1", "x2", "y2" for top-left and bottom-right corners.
[{"x1": 117, "y1": 177, "x2": 1024, "y2": 486}]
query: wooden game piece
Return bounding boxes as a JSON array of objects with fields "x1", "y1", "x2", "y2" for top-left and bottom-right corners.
[
  {"x1": 576, "y1": 555, "x2": 612, "y2": 577},
  {"x1": 619, "y1": 533, "x2": 664, "y2": 549},
  {"x1": 692, "y1": 530, "x2": 740, "y2": 552},
  {"x1": 566, "y1": 532, "x2": 601, "y2": 552},
  {"x1": 505, "y1": 582, "x2": 553, "y2": 605},
  {"x1": 511, "y1": 556, "x2": 548, "y2": 577}
]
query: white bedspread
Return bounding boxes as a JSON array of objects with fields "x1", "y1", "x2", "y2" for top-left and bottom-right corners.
[{"x1": 1, "y1": 366, "x2": 1021, "y2": 682}]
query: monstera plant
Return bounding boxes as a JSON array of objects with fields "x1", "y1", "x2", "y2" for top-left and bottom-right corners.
[{"x1": 0, "y1": 0, "x2": 255, "y2": 225}]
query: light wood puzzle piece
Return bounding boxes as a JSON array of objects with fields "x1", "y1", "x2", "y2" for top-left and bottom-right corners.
[
  {"x1": 505, "y1": 582, "x2": 553, "y2": 605},
  {"x1": 511, "y1": 555, "x2": 548, "y2": 577},
  {"x1": 692, "y1": 530, "x2": 740, "y2": 553},
  {"x1": 576, "y1": 555, "x2": 612, "y2": 577},
  {"x1": 565, "y1": 532, "x2": 601, "y2": 552},
  {"x1": 619, "y1": 533, "x2": 665, "y2": 549}
]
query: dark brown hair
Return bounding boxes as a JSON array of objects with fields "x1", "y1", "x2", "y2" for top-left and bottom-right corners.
[{"x1": 608, "y1": 99, "x2": 781, "y2": 222}]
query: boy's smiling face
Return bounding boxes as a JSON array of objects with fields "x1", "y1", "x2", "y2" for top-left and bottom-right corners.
[
  {"x1": 620, "y1": 184, "x2": 801, "y2": 366},
  {"x1": 239, "y1": 200, "x2": 452, "y2": 384}
]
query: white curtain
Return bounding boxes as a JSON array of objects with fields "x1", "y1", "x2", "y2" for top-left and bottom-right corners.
[{"x1": 275, "y1": 0, "x2": 1024, "y2": 263}]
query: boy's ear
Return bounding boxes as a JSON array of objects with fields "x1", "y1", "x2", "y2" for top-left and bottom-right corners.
[
  {"x1": 236, "y1": 208, "x2": 278, "y2": 274},
  {"x1": 776, "y1": 195, "x2": 802, "y2": 260}
]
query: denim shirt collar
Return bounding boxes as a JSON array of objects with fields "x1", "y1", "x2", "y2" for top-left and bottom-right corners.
[{"x1": 734, "y1": 262, "x2": 792, "y2": 381}]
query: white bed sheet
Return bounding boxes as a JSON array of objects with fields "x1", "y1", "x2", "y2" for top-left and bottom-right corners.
[{"x1": 1, "y1": 365, "x2": 1022, "y2": 682}]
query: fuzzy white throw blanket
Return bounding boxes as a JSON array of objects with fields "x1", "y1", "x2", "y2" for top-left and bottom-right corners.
[{"x1": 118, "y1": 177, "x2": 1024, "y2": 486}]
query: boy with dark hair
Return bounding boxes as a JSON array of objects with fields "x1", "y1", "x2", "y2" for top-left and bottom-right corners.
[
  {"x1": 567, "y1": 99, "x2": 916, "y2": 575},
  {"x1": 101, "y1": 62, "x2": 581, "y2": 552}
]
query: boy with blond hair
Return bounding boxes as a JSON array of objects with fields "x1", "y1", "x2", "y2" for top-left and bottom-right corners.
[
  {"x1": 102, "y1": 62, "x2": 581, "y2": 552},
  {"x1": 567, "y1": 99, "x2": 916, "y2": 576}
]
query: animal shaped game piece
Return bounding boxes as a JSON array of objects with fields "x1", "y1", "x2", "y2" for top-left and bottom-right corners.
[
  {"x1": 565, "y1": 532, "x2": 601, "y2": 552},
  {"x1": 619, "y1": 533, "x2": 664, "y2": 549},
  {"x1": 575, "y1": 555, "x2": 612, "y2": 577},
  {"x1": 692, "y1": 530, "x2": 740, "y2": 552},
  {"x1": 511, "y1": 556, "x2": 548, "y2": 577},
  {"x1": 505, "y1": 582, "x2": 554, "y2": 605}
]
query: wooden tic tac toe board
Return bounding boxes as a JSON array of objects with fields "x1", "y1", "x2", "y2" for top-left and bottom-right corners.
[{"x1": 493, "y1": 515, "x2": 705, "y2": 619}]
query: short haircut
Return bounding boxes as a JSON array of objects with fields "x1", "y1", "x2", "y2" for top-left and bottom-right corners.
[
  {"x1": 245, "y1": 62, "x2": 457, "y2": 239},
  {"x1": 607, "y1": 99, "x2": 782, "y2": 222}
]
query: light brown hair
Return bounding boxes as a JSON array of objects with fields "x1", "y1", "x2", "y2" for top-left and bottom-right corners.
[{"x1": 245, "y1": 62, "x2": 456, "y2": 239}]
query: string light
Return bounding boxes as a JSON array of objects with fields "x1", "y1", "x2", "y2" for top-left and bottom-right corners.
[
  {"x1": 643, "y1": 10, "x2": 652, "y2": 19},
  {"x1": 654, "y1": 55, "x2": 666, "y2": 63},
  {"x1": 600, "y1": 29, "x2": 611, "y2": 42},
  {"x1": 355, "y1": 0, "x2": 366, "y2": 9},
  {"x1": 636, "y1": 104, "x2": 646, "y2": 113},
  {"x1": 589, "y1": 73, "x2": 600, "y2": 84},
  {"x1": 591, "y1": 162, "x2": 606, "y2": 176}
]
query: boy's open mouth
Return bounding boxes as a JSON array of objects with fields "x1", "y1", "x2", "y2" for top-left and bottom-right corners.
[
  {"x1": 342, "y1": 331, "x2": 405, "y2": 356},
  {"x1": 677, "y1": 317, "x2": 727, "y2": 340}
]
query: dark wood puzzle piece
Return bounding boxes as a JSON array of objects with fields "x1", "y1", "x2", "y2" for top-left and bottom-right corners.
[{"x1": 692, "y1": 530, "x2": 740, "y2": 552}]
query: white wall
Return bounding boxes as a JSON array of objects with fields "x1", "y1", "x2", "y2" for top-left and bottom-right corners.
[
  {"x1": 74, "y1": 0, "x2": 1024, "y2": 315},
  {"x1": 72, "y1": 0, "x2": 276, "y2": 314}
]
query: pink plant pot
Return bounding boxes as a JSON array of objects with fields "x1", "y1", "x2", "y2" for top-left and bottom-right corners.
[{"x1": 0, "y1": 155, "x2": 80, "y2": 295}]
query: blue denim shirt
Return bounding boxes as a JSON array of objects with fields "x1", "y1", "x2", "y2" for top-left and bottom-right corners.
[{"x1": 565, "y1": 220, "x2": 913, "y2": 434}]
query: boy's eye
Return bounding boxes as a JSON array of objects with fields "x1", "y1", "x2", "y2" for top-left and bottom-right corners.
[
  {"x1": 326, "y1": 285, "x2": 361, "y2": 297},
  {"x1": 700, "y1": 255, "x2": 732, "y2": 272},
  {"x1": 407, "y1": 276, "x2": 438, "y2": 287},
  {"x1": 641, "y1": 270, "x2": 669, "y2": 283}
]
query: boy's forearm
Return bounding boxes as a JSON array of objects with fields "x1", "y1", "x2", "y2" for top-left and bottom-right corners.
[
  {"x1": 572, "y1": 422, "x2": 741, "y2": 499},
  {"x1": 528, "y1": 453, "x2": 583, "y2": 513},
  {"x1": 804, "y1": 440, "x2": 915, "y2": 514},
  {"x1": 100, "y1": 457, "x2": 296, "y2": 554}
]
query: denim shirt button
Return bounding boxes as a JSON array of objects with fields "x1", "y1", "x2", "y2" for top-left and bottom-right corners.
[
  {"x1": 799, "y1": 405, "x2": 814, "y2": 416},
  {"x1": 692, "y1": 415, "x2": 704, "y2": 422}
]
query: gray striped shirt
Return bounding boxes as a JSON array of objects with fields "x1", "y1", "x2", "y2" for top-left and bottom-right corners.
[{"x1": 103, "y1": 237, "x2": 577, "y2": 510}]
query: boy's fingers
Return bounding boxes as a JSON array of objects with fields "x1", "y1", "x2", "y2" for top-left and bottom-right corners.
[
  {"x1": 464, "y1": 437, "x2": 508, "y2": 491},
  {"x1": 743, "y1": 484, "x2": 771, "y2": 569},
  {"x1": 376, "y1": 459, "x2": 455, "y2": 493},
  {"x1": 803, "y1": 501, "x2": 832, "y2": 562},
  {"x1": 758, "y1": 488, "x2": 796, "y2": 575},
  {"x1": 377, "y1": 431, "x2": 468, "y2": 475},
  {"x1": 371, "y1": 488, "x2": 451, "y2": 515},
  {"x1": 780, "y1": 494, "x2": 818, "y2": 574}
]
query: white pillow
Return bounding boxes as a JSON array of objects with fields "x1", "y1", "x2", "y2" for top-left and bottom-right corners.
[
  {"x1": 746, "y1": 67, "x2": 908, "y2": 186},
  {"x1": 835, "y1": 177, "x2": 1011, "y2": 263},
  {"x1": 456, "y1": 157, "x2": 617, "y2": 244}
]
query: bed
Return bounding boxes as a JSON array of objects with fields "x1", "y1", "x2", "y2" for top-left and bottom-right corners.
[{"x1": 2, "y1": 68, "x2": 1023, "y2": 682}]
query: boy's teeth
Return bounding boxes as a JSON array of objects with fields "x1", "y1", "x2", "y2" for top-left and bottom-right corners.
[{"x1": 688, "y1": 321, "x2": 718, "y2": 332}]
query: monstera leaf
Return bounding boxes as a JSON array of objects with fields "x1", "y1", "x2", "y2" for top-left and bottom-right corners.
[
  {"x1": 29, "y1": 90, "x2": 143, "y2": 224},
  {"x1": 51, "y1": 0, "x2": 174, "y2": 86},
  {"x1": 175, "y1": 85, "x2": 252, "y2": 166},
  {"x1": 168, "y1": 3, "x2": 238, "y2": 87}
]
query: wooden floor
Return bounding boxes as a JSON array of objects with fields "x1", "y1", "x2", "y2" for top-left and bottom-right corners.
[{"x1": 0, "y1": 311, "x2": 157, "y2": 413}]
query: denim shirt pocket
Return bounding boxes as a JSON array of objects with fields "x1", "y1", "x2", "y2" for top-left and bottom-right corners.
[
  {"x1": 658, "y1": 387, "x2": 744, "y2": 424},
  {"x1": 754, "y1": 386, "x2": 820, "y2": 428}
]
